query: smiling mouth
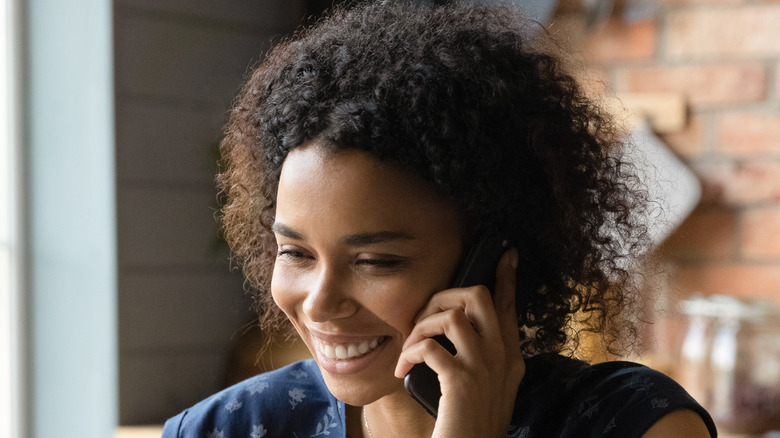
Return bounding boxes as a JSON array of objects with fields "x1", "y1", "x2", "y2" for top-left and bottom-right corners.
[{"x1": 315, "y1": 337, "x2": 385, "y2": 360}]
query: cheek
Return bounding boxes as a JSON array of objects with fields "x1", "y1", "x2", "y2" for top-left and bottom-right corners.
[
  {"x1": 385, "y1": 303, "x2": 424, "y2": 338},
  {"x1": 380, "y1": 259, "x2": 460, "y2": 336},
  {"x1": 270, "y1": 265, "x2": 300, "y2": 319},
  {"x1": 369, "y1": 280, "x2": 435, "y2": 337}
]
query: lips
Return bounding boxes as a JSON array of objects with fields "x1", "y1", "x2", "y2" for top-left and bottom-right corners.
[{"x1": 314, "y1": 337, "x2": 383, "y2": 360}]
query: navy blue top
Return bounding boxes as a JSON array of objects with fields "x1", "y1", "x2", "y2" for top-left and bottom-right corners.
[{"x1": 163, "y1": 355, "x2": 717, "y2": 438}]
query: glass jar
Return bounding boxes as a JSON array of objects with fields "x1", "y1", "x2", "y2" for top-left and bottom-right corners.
[
  {"x1": 678, "y1": 296, "x2": 714, "y2": 407},
  {"x1": 679, "y1": 295, "x2": 780, "y2": 435}
]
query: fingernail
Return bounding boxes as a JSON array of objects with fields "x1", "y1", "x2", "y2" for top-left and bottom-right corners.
[{"x1": 510, "y1": 248, "x2": 518, "y2": 269}]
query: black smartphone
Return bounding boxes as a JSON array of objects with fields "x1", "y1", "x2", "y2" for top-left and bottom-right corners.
[{"x1": 403, "y1": 231, "x2": 508, "y2": 417}]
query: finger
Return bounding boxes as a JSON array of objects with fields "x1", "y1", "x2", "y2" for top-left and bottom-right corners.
[
  {"x1": 493, "y1": 248, "x2": 520, "y2": 347},
  {"x1": 394, "y1": 336, "x2": 459, "y2": 378},
  {"x1": 402, "y1": 308, "x2": 484, "y2": 362},
  {"x1": 412, "y1": 286, "x2": 499, "y2": 340}
]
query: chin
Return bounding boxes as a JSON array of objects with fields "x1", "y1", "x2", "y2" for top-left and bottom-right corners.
[{"x1": 319, "y1": 369, "x2": 405, "y2": 406}]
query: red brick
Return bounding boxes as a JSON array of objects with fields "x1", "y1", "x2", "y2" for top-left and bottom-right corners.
[
  {"x1": 718, "y1": 111, "x2": 780, "y2": 156},
  {"x1": 661, "y1": 208, "x2": 737, "y2": 262},
  {"x1": 694, "y1": 160, "x2": 780, "y2": 207},
  {"x1": 554, "y1": 0, "x2": 580, "y2": 14},
  {"x1": 741, "y1": 207, "x2": 780, "y2": 259},
  {"x1": 667, "y1": 5, "x2": 780, "y2": 59},
  {"x1": 585, "y1": 18, "x2": 656, "y2": 62},
  {"x1": 615, "y1": 64, "x2": 766, "y2": 107},
  {"x1": 659, "y1": 114, "x2": 706, "y2": 158},
  {"x1": 672, "y1": 263, "x2": 780, "y2": 304}
]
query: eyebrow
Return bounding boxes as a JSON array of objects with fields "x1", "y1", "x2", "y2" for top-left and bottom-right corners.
[
  {"x1": 339, "y1": 231, "x2": 415, "y2": 246},
  {"x1": 271, "y1": 222, "x2": 304, "y2": 240},
  {"x1": 272, "y1": 222, "x2": 414, "y2": 246}
]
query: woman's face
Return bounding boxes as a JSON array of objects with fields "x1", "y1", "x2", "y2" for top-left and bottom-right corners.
[{"x1": 271, "y1": 143, "x2": 465, "y2": 405}]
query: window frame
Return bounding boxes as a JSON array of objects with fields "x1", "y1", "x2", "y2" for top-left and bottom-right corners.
[{"x1": 1, "y1": 0, "x2": 24, "y2": 437}]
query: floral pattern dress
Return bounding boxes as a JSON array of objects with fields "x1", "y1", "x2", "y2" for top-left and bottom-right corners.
[{"x1": 162, "y1": 355, "x2": 717, "y2": 438}]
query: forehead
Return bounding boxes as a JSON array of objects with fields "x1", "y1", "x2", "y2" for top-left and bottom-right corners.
[{"x1": 275, "y1": 143, "x2": 462, "y2": 236}]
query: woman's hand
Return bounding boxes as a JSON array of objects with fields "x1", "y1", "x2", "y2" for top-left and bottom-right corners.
[{"x1": 394, "y1": 248, "x2": 526, "y2": 438}]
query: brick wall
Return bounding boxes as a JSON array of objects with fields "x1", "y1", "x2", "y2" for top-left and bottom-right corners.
[{"x1": 556, "y1": 0, "x2": 780, "y2": 307}]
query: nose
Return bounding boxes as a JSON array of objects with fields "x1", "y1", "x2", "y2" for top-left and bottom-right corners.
[{"x1": 302, "y1": 266, "x2": 359, "y2": 322}]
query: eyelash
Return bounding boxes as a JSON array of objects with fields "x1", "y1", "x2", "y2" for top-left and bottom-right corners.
[
  {"x1": 276, "y1": 249, "x2": 404, "y2": 269},
  {"x1": 277, "y1": 249, "x2": 307, "y2": 259},
  {"x1": 356, "y1": 258, "x2": 404, "y2": 269}
]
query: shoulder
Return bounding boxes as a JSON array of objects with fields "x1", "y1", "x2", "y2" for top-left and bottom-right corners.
[
  {"x1": 162, "y1": 360, "x2": 345, "y2": 438},
  {"x1": 509, "y1": 354, "x2": 717, "y2": 438},
  {"x1": 642, "y1": 409, "x2": 713, "y2": 438}
]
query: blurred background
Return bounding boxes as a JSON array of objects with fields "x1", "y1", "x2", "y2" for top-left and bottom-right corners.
[{"x1": 2, "y1": 0, "x2": 780, "y2": 437}]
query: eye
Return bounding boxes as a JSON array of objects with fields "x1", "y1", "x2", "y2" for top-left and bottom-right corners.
[
  {"x1": 276, "y1": 246, "x2": 312, "y2": 261},
  {"x1": 355, "y1": 256, "x2": 407, "y2": 270}
]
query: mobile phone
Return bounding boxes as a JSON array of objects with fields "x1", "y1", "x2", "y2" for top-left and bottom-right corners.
[{"x1": 403, "y1": 231, "x2": 508, "y2": 418}]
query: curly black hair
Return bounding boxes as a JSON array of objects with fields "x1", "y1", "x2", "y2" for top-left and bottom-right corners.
[{"x1": 218, "y1": 1, "x2": 651, "y2": 356}]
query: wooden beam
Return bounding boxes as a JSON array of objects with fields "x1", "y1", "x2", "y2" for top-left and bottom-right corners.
[{"x1": 601, "y1": 92, "x2": 687, "y2": 133}]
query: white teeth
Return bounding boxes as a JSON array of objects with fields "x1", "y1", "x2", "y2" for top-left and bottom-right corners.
[
  {"x1": 324, "y1": 344, "x2": 335, "y2": 359},
  {"x1": 317, "y1": 338, "x2": 382, "y2": 360}
]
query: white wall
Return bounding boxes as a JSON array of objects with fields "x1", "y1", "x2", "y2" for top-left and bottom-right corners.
[
  {"x1": 113, "y1": 0, "x2": 305, "y2": 424},
  {"x1": 25, "y1": 0, "x2": 116, "y2": 436}
]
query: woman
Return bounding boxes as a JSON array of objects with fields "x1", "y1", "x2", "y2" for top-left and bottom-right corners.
[{"x1": 163, "y1": 2, "x2": 717, "y2": 437}]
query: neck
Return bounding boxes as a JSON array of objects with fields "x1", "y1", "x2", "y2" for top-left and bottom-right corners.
[{"x1": 360, "y1": 390, "x2": 436, "y2": 438}]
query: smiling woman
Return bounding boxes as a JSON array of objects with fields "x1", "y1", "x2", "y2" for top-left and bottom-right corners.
[
  {"x1": 271, "y1": 145, "x2": 464, "y2": 408},
  {"x1": 162, "y1": 2, "x2": 717, "y2": 437}
]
